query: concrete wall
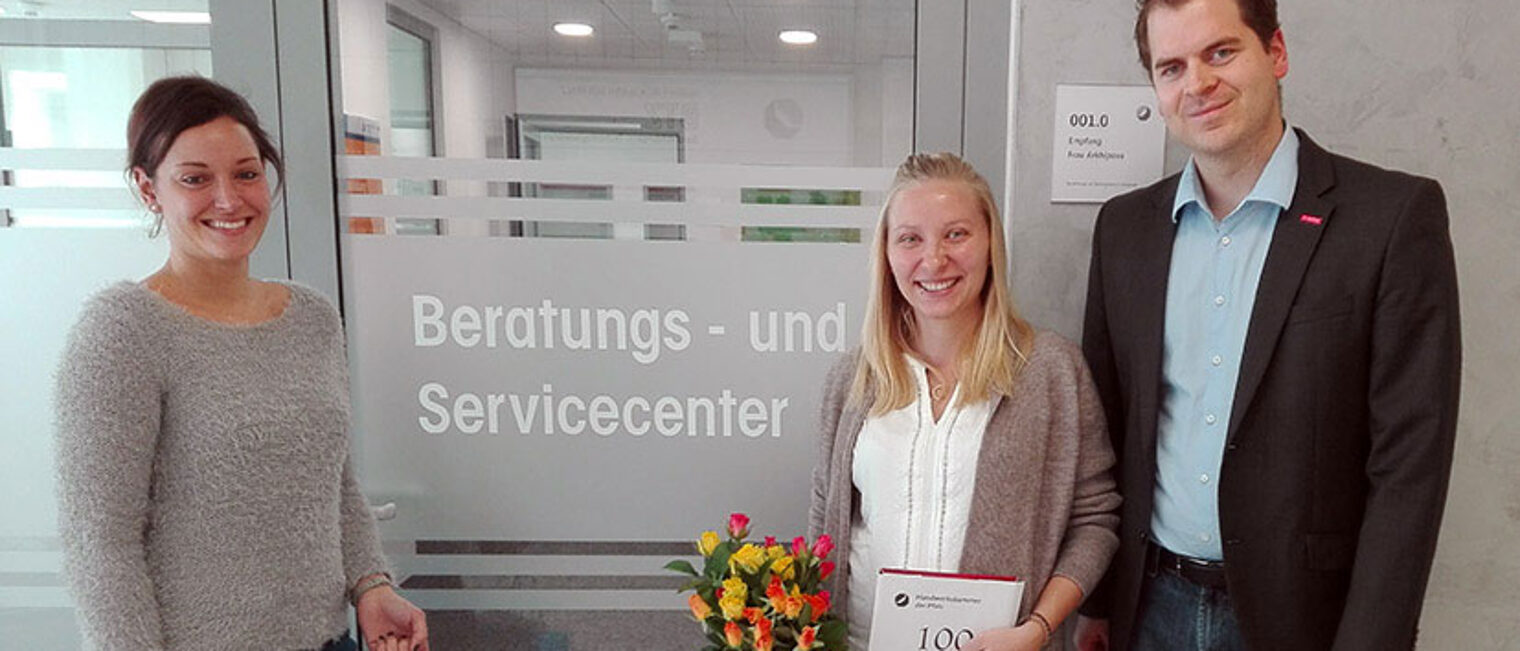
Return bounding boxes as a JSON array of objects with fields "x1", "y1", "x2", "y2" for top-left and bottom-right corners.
[{"x1": 1006, "y1": 1, "x2": 1520, "y2": 646}]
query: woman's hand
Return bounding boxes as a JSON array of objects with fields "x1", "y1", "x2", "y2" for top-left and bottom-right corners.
[
  {"x1": 356, "y1": 584, "x2": 429, "y2": 651},
  {"x1": 960, "y1": 622, "x2": 1047, "y2": 651}
]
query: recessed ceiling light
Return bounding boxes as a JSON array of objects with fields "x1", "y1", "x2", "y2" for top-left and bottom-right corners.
[
  {"x1": 130, "y1": 10, "x2": 212, "y2": 24},
  {"x1": 554, "y1": 22, "x2": 594, "y2": 37},
  {"x1": 779, "y1": 30, "x2": 818, "y2": 45}
]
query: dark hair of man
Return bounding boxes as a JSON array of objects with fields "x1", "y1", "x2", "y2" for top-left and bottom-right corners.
[
  {"x1": 1134, "y1": 0, "x2": 1280, "y2": 71},
  {"x1": 126, "y1": 75, "x2": 285, "y2": 192}
]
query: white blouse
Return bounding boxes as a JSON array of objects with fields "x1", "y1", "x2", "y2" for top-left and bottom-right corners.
[{"x1": 846, "y1": 355, "x2": 1000, "y2": 648}]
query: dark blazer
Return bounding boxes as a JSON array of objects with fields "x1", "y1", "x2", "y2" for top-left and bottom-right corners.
[{"x1": 1079, "y1": 130, "x2": 1461, "y2": 650}]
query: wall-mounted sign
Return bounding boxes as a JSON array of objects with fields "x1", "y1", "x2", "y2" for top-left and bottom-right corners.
[{"x1": 1050, "y1": 84, "x2": 1166, "y2": 203}]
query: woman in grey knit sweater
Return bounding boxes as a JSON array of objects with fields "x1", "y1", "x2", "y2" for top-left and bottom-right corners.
[
  {"x1": 54, "y1": 77, "x2": 427, "y2": 651},
  {"x1": 809, "y1": 153, "x2": 1120, "y2": 650}
]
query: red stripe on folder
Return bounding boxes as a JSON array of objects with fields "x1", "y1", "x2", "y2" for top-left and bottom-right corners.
[{"x1": 879, "y1": 568, "x2": 1020, "y2": 582}]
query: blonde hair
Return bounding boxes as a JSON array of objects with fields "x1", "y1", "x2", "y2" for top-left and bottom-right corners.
[{"x1": 849, "y1": 152, "x2": 1036, "y2": 415}]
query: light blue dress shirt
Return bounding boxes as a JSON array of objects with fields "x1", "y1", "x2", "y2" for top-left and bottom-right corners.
[{"x1": 1151, "y1": 127, "x2": 1299, "y2": 560}]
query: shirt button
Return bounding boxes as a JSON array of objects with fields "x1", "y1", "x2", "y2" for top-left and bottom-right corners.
[
  {"x1": 1214, "y1": 295, "x2": 1226, "y2": 306},
  {"x1": 1211, "y1": 355, "x2": 1223, "y2": 366},
  {"x1": 1200, "y1": 533, "x2": 1213, "y2": 543},
  {"x1": 1220, "y1": 236, "x2": 1232, "y2": 247},
  {"x1": 1199, "y1": 473, "x2": 1210, "y2": 484},
  {"x1": 1205, "y1": 413, "x2": 1218, "y2": 425}
]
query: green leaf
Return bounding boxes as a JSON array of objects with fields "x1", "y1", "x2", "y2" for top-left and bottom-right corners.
[
  {"x1": 665, "y1": 559, "x2": 700, "y2": 576},
  {"x1": 818, "y1": 619, "x2": 848, "y2": 647},
  {"x1": 705, "y1": 544, "x2": 735, "y2": 579},
  {"x1": 679, "y1": 578, "x2": 707, "y2": 592}
]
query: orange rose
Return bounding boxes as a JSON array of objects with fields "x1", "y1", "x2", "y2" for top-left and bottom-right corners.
[
  {"x1": 744, "y1": 607, "x2": 765, "y2": 625},
  {"x1": 724, "y1": 621, "x2": 744, "y2": 648},
  {"x1": 688, "y1": 594, "x2": 712, "y2": 620},
  {"x1": 798, "y1": 625, "x2": 818, "y2": 649}
]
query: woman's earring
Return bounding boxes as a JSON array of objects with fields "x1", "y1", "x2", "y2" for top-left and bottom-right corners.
[{"x1": 148, "y1": 203, "x2": 162, "y2": 213}]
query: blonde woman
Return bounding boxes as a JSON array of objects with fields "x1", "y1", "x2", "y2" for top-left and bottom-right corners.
[{"x1": 809, "y1": 153, "x2": 1120, "y2": 650}]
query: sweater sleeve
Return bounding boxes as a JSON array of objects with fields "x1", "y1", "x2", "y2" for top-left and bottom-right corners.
[
  {"x1": 337, "y1": 452, "x2": 391, "y2": 591},
  {"x1": 1049, "y1": 338, "x2": 1122, "y2": 598},
  {"x1": 54, "y1": 291, "x2": 168, "y2": 650},
  {"x1": 315, "y1": 288, "x2": 392, "y2": 593}
]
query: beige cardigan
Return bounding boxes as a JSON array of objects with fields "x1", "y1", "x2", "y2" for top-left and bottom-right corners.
[{"x1": 809, "y1": 331, "x2": 1121, "y2": 649}]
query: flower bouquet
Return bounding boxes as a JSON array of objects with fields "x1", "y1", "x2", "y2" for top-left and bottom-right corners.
[{"x1": 666, "y1": 513, "x2": 848, "y2": 650}]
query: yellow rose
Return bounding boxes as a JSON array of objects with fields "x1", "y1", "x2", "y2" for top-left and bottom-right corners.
[
  {"x1": 728, "y1": 543, "x2": 766, "y2": 574},
  {"x1": 770, "y1": 555, "x2": 796, "y2": 581},
  {"x1": 766, "y1": 544, "x2": 786, "y2": 561},
  {"x1": 720, "y1": 593, "x2": 746, "y2": 620},
  {"x1": 722, "y1": 577, "x2": 749, "y2": 602},
  {"x1": 697, "y1": 531, "x2": 721, "y2": 557}
]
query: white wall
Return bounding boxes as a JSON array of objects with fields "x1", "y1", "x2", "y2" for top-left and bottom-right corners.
[{"x1": 515, "y1": 68, "x2": 854, "y2": 167}]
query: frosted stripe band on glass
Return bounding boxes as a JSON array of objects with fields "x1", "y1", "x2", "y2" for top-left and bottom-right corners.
[
  {"x1": 0, "y1": 148, "x2": 125, "y2": 171},
  {"x1": 340, "y1": 156, "x2": 895, "y2": 189},
  {"x1": 400, "y1": 554, "x2": 696, "y2": 576},
  {"x1": 0, "y1": 587, "x2": 71, "y2": 609},
  {"x1": 0, "y1": 552, "x2": 63, "y2": 573},
  {"x1": 0, "y1": 188, "x2": 138, "y2": 210},
  {"x1": 401, "y1": 589, "x2": 688, "y2": 611},
  {"x1": 342, "y1": 195, "x2": 878, "y2": 226}
]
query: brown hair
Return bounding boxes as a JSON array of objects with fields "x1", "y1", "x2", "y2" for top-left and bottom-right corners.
[
  {"x1": 850, "y1": 152, "x2": 1035, "y2": 415},
  {"x1": 1134, "y1": 0, "x2": 1279, "y2": 70},
  {"x1": 126, "y1": 76, "x2": 284, "y2": 213}
]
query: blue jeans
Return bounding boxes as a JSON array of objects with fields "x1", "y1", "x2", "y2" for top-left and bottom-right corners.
[{"x1": 1130, "y1": 568, "x2": 1246, "y2": 651}]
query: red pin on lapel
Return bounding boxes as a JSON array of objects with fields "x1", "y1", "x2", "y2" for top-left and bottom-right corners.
[{"x1": 1299, "y1": 213, "x2": 1323, "y2": 226}]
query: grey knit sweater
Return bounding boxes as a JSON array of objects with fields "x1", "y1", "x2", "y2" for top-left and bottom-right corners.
[
  {"x1": 810, "y1": 331, "x2": 1121, "y2": 651},
  {"x1": 54, "y1": 281, "x2": 389, "y2": 650}
]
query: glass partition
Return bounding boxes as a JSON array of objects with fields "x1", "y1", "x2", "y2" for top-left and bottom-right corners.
[
  {"x1": 0, "y1": 6, "x2": 214, "y2": 647},
  {"x1": 332, "y1": 0, "x2": 916, "y2": 645}
]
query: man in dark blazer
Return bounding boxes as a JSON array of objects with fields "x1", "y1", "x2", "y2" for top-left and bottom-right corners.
[{"x1": 1074, "y1": 0, "x2": 1462, "y2": 649}]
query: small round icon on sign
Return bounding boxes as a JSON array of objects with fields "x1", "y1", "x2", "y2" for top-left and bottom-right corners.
[
  {"x1": 1136, "y1": 105, "x2": 1153, "y2": 122},
  {"x1": 894, "y1": 593, "x2": 911, "y2": 607}
]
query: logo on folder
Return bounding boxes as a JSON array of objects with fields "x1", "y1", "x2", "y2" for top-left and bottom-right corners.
[{"x1": 894, "y1": 593, "x2": 911, "y2": 608}]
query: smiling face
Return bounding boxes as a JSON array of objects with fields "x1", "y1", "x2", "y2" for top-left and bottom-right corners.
[
  {"x1": 884, "y1": 179, "x2": 991, "y2": 333},
  {"x1": 1146, "y1": 0, "x2": 1288, "y2": 163},
  {"x1": 135, "y1": 116, "x2": 271, "y2": 270}
]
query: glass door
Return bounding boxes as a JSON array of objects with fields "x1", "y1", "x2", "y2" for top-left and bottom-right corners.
[{"x1": 0, "y1": 2, "x2": 301, "y2": 647}]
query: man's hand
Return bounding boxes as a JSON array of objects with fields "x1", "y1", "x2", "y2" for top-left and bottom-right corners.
[
  {"x1": 1074, "y1": 615, "x2": 1110, "y2": 651},
  {"x1": 357, "y1": 584, "x2": 429, "y2": 651}
]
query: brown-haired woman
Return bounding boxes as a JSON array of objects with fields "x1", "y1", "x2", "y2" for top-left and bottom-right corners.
[
  {"x1": 54, "y1": 76, "x2": 427, "y2": 651},
  {"x1": 809, "y1": 153, "x2": 1120, "y2": 650}
]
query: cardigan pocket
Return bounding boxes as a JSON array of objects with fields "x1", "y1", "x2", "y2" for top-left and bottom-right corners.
[{"x1": 1303, "y1": 532, "x2": 1357, "y2": 571}]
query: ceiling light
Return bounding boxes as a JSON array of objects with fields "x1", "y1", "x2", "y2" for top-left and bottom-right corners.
[
  {"x1": 779, "y1": 30, "x2": 818, "y2": 45},
  {"x1": 130, "y1": 11, "x2": 212, "y2": 24},
  {"x1": 554, "y1": 22, "x2": 594, "y2": 37}
]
